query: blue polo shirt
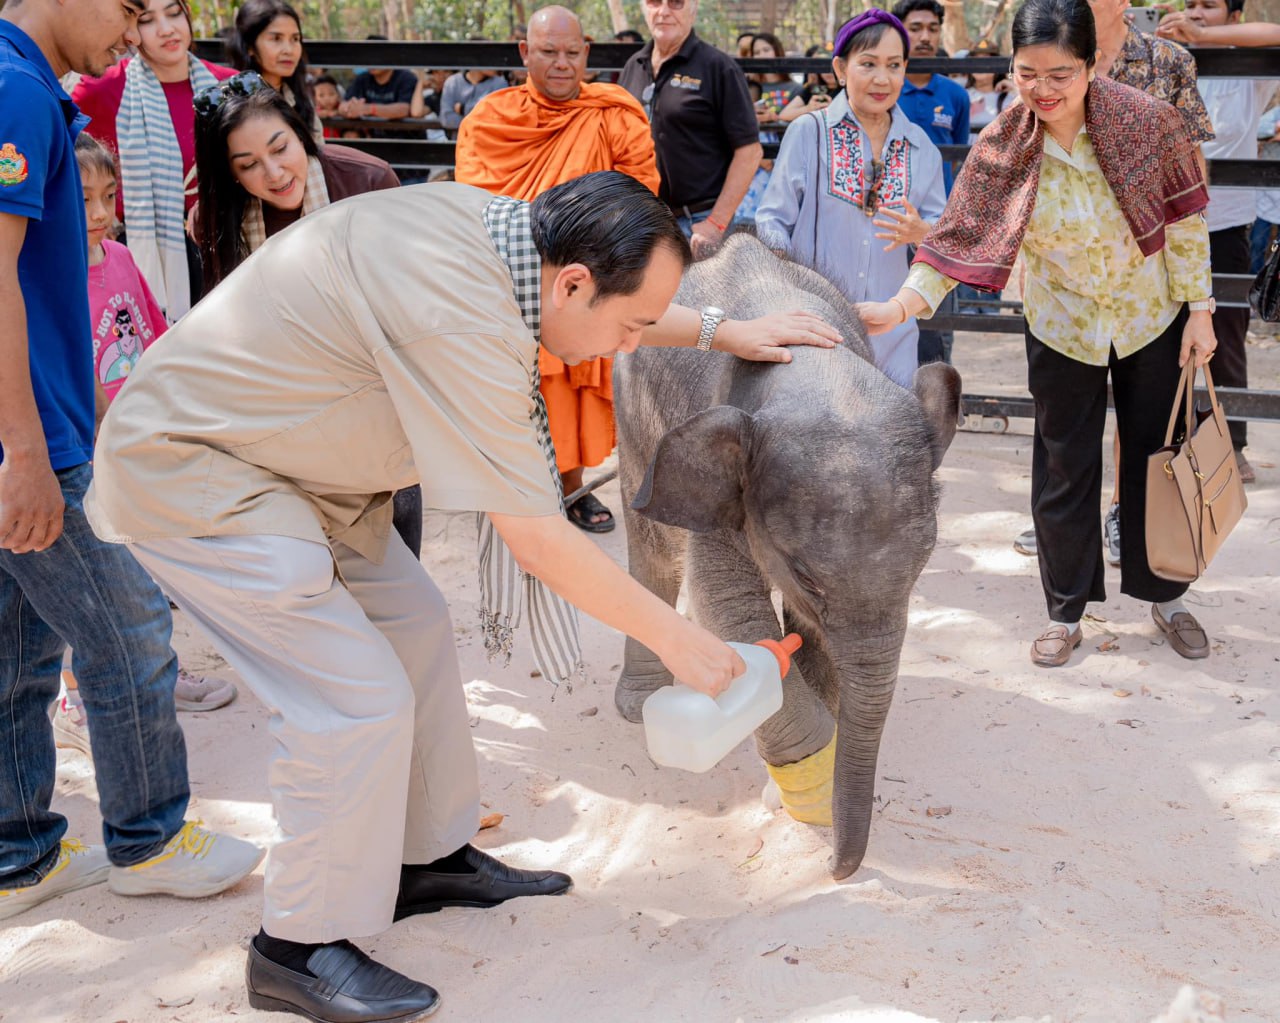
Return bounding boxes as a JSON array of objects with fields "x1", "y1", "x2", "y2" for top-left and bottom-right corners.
[
  {"x1": 0, "y1": 21, "x2": 93, "y2": 470},
  {"x1": 897, "y1": 74, "x2": 970, "y2": 193}
]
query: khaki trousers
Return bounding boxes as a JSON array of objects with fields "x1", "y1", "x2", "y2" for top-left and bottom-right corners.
[{"x1": 132, "y1": 532, "x2": 480, "y2": 942}]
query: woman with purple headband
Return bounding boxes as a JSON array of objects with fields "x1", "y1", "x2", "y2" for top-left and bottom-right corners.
[{"x1": 755, "y1": 8, "x2": 946, "y2": 386}]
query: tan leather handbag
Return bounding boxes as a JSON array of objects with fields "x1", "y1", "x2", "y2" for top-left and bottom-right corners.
[{"x1": 1146, "y1": 361, "x2": 1247, "y2": 583}]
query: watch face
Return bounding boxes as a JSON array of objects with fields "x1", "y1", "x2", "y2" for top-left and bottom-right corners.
[{"x1": 704, "y1": 306, "x2": 726, "y2": 319}]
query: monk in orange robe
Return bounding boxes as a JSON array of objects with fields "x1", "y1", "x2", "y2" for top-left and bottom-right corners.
[{"x1": 456, "y1": 5, "x2": 659, "y2": 533}]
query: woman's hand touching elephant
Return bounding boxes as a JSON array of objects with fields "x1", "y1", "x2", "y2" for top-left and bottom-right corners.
[
  {"x1": 716, "y1": 311, "x2": 841, "y2": 363},
  {"x1": 855, "y1": 288, "x2": 928, "y2": 336},
  {"x1": 872, "y1": 201, "x2": 929, "y2": 252},
  {"x1": 654, "y1": 620, "x2": 746, "y2": 699}
]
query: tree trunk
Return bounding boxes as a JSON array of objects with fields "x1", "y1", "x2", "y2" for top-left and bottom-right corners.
[
  {"x1": 824, "y1": 0, "x2": 839, "y2": 49},
  {"x1": 942, "y1": 2, "x2": 971, "y2": 56},
  {"x1": 1244, "y1": 0, "x2": 1280, "y2": 23},
  {"x1": 761, "y1": 0, "x2": 779, "y2": 34},
  {"x1": 606, "y1": 0, "x2": 628, "y2": 33}
]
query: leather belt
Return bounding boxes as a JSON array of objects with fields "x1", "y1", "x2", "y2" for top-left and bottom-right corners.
[{"x1": 669, "y1": 199, "x2": 718, "y2": 218}]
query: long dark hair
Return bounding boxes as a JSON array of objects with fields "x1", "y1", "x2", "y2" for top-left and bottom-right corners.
[
  {"x1": 193, "y1": 88, "x2": 320, "y2": 289},
  {"x1": 231, "y1": 0, "x2": 316, "y2": 134}
]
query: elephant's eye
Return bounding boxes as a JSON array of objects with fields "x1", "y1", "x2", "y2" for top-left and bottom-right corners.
[{"x1": 790, "y1": 560, "x2": 825, "y2": 600}]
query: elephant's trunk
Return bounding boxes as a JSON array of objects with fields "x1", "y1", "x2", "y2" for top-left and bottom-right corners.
[{"x1": 829, "y1": 627, "x2": 906, "y2": 880}]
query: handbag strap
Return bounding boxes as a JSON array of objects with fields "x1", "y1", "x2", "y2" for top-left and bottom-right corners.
[{"x1": 1162, "y1": 360, "x2": 1196, "y2": 448}]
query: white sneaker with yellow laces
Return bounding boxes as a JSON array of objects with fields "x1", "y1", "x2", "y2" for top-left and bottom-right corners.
[
  {"x1": 108, "y1": 821, "x2": 264, "y2": 899},
  {"x1": 0, "y1": 839, "x2": 109, "y2": 921}
]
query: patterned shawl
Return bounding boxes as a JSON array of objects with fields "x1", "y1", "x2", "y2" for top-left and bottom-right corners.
[{"x1": 913, "y1": 76, "x2": 1208, "y2": 291}]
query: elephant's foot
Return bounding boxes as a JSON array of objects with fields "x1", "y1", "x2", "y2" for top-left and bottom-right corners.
[
  {"x1": 764, "y1": 730, "x2": 836, "y2": 826},
  {"x1": 614, "y1": 673, "x2": 670, "y2": 723}
]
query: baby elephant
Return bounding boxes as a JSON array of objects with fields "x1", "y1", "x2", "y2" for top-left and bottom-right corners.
[{"x1": 614, "y1": 233, "x2": 962, "y2": 879}]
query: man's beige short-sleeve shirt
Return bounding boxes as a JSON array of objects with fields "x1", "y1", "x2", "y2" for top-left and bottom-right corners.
[{"x1": 86, "y1": 183, "x2": 560, "y2": 563}]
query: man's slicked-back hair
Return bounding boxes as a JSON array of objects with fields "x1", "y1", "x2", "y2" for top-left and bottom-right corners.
[{"x1": 530, "y1": 171, "x2": 692, "y2": 303}]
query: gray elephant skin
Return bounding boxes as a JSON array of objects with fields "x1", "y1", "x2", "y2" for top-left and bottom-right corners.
[{"x1": 613, "y1": 233, "x2": 962, "y2": 880}]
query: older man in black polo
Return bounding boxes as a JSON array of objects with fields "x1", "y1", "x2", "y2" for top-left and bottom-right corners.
[{"x1": 619, "y1": 0, "x2": 762, "y2": 258}]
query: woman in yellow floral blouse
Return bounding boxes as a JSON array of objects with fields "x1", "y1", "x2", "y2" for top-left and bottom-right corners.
[{"x1": 858, "y1": 0, "x2": 1218, "y2": 668}]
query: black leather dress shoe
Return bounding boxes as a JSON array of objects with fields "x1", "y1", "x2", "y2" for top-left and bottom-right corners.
[
  {"x1": 246, "y1": 939, "x2": 440, "y2": 1023},
  {"x1": 394, "y1": 845, "x2": 573, "y2": 920}
]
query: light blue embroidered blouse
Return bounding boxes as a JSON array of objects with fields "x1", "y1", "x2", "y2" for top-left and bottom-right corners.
[{"x1": 755, "y1": 92, "x2": 947, "y2": 387}]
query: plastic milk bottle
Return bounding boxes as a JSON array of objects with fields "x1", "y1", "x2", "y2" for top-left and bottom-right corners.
[{"x1": 642, "y1": 634, "x2": 802, "y2": 773}]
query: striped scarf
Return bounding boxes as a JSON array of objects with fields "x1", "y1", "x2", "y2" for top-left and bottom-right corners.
[
  {"x1": 240, "y1": 155, "x2": 331, "y2": 254},
  {"x1": 479, "y1": 197, "x2": 584, "y2": 688},
  {"x1": 118, "y1": 55, "x2": 218, "y2": 322}
]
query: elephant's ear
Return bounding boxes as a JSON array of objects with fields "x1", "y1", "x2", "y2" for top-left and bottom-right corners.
[
  {"x1": 632, "y1": 406, "x2": 753, "y2": 532},
  {"x1": 912, "y1": 361, "x2": 963, "y2": 472}
]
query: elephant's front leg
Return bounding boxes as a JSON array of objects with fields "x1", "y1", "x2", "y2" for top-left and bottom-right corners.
[
  {"x1": 685, "y1": 530, "x2": 835, "y2": 809},
  {"x1": 614, "y1": 513, "x2": 688, "y2": 722}
]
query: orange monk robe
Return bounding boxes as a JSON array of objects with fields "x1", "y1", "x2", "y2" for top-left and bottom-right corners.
[{"x1": 456, "y1": 80, "x2": 660, "y2": 474}]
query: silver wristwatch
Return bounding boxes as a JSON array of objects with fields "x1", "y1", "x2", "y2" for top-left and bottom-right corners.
[
  {"x1": 697, "y1": 306, "x2": 726, "y2": 352},
  {"x1": 1188, "y1": 297, "x2": 1216, "y2": 313}
]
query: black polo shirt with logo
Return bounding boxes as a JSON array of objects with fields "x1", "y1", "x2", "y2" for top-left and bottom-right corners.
[{"x1": 618, "y1": 31, "x2": 759, "y2": 211}]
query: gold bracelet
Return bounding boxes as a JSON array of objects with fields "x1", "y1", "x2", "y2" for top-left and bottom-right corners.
[{"x1": 890, "y1": 297, "x2": 908, "y2": 324}]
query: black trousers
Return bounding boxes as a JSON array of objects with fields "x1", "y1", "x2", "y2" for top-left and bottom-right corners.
[
  {"x1": 392, "y1": 485, "x2": 423, "y2": 559},
  {"x1": 1026, "y1": 309, "x2": 1189, "y2": 623},
  {"x1": 1208, "y1": 225, "x2": 1250, "y2": 451}
]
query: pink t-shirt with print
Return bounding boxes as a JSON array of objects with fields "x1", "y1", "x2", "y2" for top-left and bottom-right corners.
[{"x1": 89, "y1": 239, "x2": 168, "y2": 403}]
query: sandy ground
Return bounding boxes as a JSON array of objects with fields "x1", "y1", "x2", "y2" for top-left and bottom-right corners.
[{"x1": 2, "y1": 328, "x2": 1278, "y2": 1023}]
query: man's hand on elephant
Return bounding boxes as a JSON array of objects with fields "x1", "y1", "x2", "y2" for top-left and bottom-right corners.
[
  {"x1": 689, "y1": 219, "x2": 724, "y2": 260},
  {"x1": 872, "y1": 201, "x2": 929, "y2": 252},
  {"x1": 656, "y1": 621, "x2": 746, "y2": 700},
  {"x1": 717, "y1": 311, "x2": 840, "y2": 363}
]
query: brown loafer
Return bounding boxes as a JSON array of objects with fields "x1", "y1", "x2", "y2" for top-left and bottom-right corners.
[
  {"x1": 1030, "y1": 624, "x2": 1082, "y2": 667},
  {"x1": 1152, "y1": 606, "x2": 1209, "y2": 659},
  {"x1": 1235, "y1": 451, "x2": 1256, "y2": 485}
]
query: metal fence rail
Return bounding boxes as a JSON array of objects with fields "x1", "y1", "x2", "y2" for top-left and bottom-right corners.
[{"x1": 963, "y1": 386, "x2": 1280, "y2": 424}]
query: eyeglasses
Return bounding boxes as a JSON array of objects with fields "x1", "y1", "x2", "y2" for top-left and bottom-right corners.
[
  {"x1": 193, "y1": 71, "x2": 269, "y2": 120},
  {"x1": 863, "y1": 159, "x2": 884, "y2": 217},
  {"x1": 643, "y1": 0, "x2": 687, "y2": 9},
  {"x1": 1009, "y1": 63, "x2": 1086, "y2": 91}
]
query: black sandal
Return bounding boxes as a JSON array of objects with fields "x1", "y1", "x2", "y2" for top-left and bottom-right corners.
[{"x1": 567, "y1": 493, "x2": 616, "y2": 533}]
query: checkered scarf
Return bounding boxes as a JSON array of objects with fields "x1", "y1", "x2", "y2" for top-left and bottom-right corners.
[
  {"x1": 479, "y1": 197, "x2": 583, "y2": 688},
  {"x1": 240, "y1": 155, "x2": 331, "y2": 254}
]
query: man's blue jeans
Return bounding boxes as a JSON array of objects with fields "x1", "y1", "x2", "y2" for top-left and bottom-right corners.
[
  {"x1": 0, "y1": 462, "x2": 188, "y2": 887},
  {"x1": 1250, "y1": 217, "x2": 1278, "y2": 274}
]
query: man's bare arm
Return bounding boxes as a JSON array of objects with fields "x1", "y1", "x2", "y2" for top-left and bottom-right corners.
[{"x1": 0, "y1": 211, "x2": 65, "y2": 553}]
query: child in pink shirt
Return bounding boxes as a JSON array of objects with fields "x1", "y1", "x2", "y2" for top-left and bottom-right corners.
[{"x1": 78, "y1": 134, "x2": 168, "y2": 410}]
